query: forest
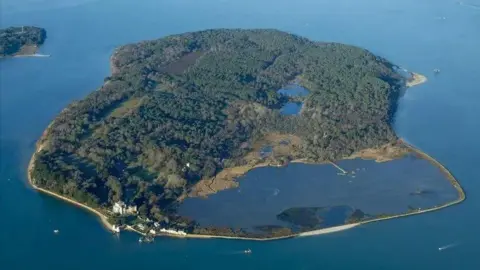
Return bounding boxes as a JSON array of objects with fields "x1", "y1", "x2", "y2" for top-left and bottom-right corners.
[
  {"x1": 31, "y1": 29, "x2": 404, "y2": 230},
  {"x1": 0, "y1": 26, "x2": 46, "y2": 56}
]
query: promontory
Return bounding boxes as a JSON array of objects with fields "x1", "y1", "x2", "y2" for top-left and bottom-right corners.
[{"x1": 0, "y1": 26, "x2": 47, "y2": 57}]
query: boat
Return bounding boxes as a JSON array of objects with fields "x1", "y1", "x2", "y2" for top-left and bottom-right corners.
[
  {"x1": 53, "y1": 229, "x2": 59, "y2": 234},
  {"x1": 139, "y1": 236, "x2": 154, "y2": 243},
  {"x1": 112, "y1": 225, "x2": 121, "y2": 233},
  {"x1": 244, "y1": 249, "x2": 252, "y2": 254},
  {"x1": 433, "y1": 68, "x2": 441, "y2": 74},
  {"x1": 144, "y1": 236, "x2": 154, "y2": 243}
]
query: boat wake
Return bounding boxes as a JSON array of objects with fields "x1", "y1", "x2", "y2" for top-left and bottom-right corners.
[
  {"x1": 438, "y1": 242, "x2": 459, "y2": 251},
  {"x1": 457, "y1": 1, "x2": 480, "y2": 10},
  {"x1": 224, "y1": 249, "x2": 252, "y2": 255}
]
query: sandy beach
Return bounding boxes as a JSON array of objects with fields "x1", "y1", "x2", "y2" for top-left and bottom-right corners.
[
  {"x1": 27, "y1": 145, "x2": 115, "y2": 233},
  {"x1": 406, "y1": 72, "x2": 428, "y2": 87},
  {"x1": 297, "y1": 224, "x2": 359, "y2": 237}
]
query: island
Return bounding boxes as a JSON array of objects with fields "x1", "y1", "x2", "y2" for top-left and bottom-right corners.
[
  {"x1": 0, "y1": 26, "x2": 47, "y2": 57},
  {"x1": 28, "y1": 29, "x2": 464, "y2": 240}
]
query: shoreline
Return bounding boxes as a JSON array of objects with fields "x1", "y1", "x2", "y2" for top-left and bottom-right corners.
[
  {"x1": 406, "y1": 72, "x2": 428, "y2": 87},
  {"x1": 27, "y1": 136, "x2": 465, "y2": 241},
  {"x1": 27, "y1": 147, "x2": 115, "y2": 233},
  {"x1": 13, "y1": 54, "x2": 51, "y2": 58},
  {"x1": 184, "y1": 141, "x2": 466, "y2": 241},
  {"x1": 0, "y1": 45, "x2": 50, "y2": 59},
  {"x1": 26, "y1": 68, "x2": 467, "y2": 241}
]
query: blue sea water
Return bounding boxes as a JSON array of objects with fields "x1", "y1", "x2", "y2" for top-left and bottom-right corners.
[{"x1": 1, "y1": 0, "x2": 479, "y2": 269}]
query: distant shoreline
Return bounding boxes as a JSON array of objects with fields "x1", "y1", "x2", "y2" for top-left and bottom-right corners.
[
  {"x1": 26, "y1": 69, "x2": 467, "y2": 242},
  {"x1": 13, "y1": 54, "x2": 50, "y2": 58},
  {"x1": 0, "y1": 45, "x2": 49, "y2": 59}
]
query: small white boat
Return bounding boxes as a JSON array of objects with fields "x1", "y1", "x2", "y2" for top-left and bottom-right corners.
[
  {"x1": 53, "y1": 229, "x2": 59, "y2": 234},
  {"x1": 112, "y1": 225, "x2": 121, "y2": 233},
  {"x1": 244, "y1": 249, "x2": 252, "y2": 254},
  {"x1": 139, "y1": 236, "x2": 153, "y2": 243}
]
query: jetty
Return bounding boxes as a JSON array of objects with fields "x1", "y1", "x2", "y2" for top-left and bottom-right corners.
[{"x1": 329, "y1": 161, "x2": 348, "y2": 174}]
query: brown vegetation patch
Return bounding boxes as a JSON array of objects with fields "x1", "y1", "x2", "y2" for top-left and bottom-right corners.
[
  {"x1": 110, "y1": 55, "x2": 120, "y2": 75},
  {"x1": 15, "y1": 45, "x2": 38, "y2": 56},
  {"x1": 108, "y1": 97, "x2": 143, "y2": 118},
  {"x1": 347, "y1": 141, "x2": 411, "y2": 162},
  {"x1": 189, "y1": 133, "x2": 302, "y2": 198},
  {"x1": 161, "y1": 51, "x2": 205, "y2": 75}
]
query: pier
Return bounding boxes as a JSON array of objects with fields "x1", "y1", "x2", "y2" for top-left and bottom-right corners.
[{"x1": 329, "y1": 161, "x2": 348, "y2": 174}]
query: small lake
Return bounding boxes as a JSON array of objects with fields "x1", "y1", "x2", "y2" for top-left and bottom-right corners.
[
  {"x1": 179, "y1": 155, "x2": 459, "y2": 231},
  {"x1": 280, "y1": 102, "x2": 303, "y2": 115},
  {"x1": 278, "y1": 84, "x2": 309, "y2": 115},
  {"x1": 277, "y1": 84, "x2": 310, "y2": 97}
]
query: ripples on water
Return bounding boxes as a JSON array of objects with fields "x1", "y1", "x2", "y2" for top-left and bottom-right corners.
[{"x1": 1, "y1": 0, "x2": 479, "y2": 269}]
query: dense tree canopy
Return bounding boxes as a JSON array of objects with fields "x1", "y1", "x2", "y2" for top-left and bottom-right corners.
[
  {"x1": 31, "y1": 29, "x2": 404, "y2": 229},
  {"x1": 0, "y1": 26, "x2": 46, "y2": 56}
]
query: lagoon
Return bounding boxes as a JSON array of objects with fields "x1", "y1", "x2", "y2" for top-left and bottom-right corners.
[
  {"x1": 179, "y1": 155, "x2": 458, "y2": 232},
  {"x1": 1, "y1": 0, "x2": 480, "y2": 269}
]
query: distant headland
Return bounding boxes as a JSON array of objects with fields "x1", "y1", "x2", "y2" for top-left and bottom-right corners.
[
  {"x1": 28, "y1": 29, "x2": 464, "y2": 240},
  {"x1": 0, "y1": 26, "x2": 48, "y2": 57}
]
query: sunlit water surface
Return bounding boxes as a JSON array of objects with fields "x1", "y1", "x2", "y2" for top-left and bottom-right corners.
[{"x1": 1, "y1": 0, "x2": 479, "y2": 269}]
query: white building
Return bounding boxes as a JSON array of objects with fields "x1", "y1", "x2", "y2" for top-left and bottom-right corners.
[
  {"x1": 112, "y1": 201, "x2": 127, "y2": 214},
  {"x1": 126, "y1": 205, "x2": 137, "y2": 214},
  {"x1": 112, "y1": 201, "x2": 137, "y2": 215}
]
